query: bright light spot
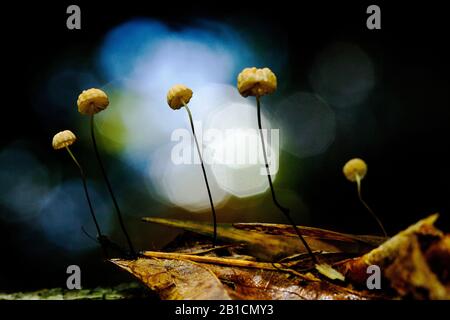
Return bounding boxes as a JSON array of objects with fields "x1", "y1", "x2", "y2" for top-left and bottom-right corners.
[
  {"x1": 95, "y1": 17, "x2": 256, "y2": 177},
  {"x1": 147, "y1": 144, "x2": 229, "y2": 212},
  {"x1": 98, "y1": 19, "x2": 255, "y2": 102},
  {"x1": 190, "y1": 83, "x2": 243, "y2": 120},
  {"x1": 309, "y1": 42, "x2": 375, "y2": 108},
  {"x1": 162, "y1": 162, "x2": 230, "y2": 212},
  {"x1": 98, "y1": 19, "x2": 169, "y2": 83},
  {"x1": 92, "y1": 18, "x2": 287, "y2": 207},
  {"x1": 275, "y1": 92, "x2": 336, "y2": 158},
  {"x1": 207, "y1": 102, "x2": 278, "y2": 198},
  {"x1": 133, "y1": 37, "x2": 234, "y2": 97}
]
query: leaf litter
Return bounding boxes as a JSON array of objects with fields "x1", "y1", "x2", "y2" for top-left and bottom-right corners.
[{"x1": 110, "y1": 214, "x2": 449, "y2": 300}]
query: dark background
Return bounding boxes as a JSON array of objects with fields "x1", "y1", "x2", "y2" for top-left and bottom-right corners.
[{"x1": 1, "y1": 1, "x2": 449, "y2": 292}]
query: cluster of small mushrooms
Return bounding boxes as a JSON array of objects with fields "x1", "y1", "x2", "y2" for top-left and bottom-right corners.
[{"x1": 52, "y1": 67, "x2": 387, "y2": 263}]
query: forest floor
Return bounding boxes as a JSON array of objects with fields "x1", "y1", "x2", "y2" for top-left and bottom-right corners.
[{"x1": 0, "y1": 282, "x2": 151, "y2": 300}]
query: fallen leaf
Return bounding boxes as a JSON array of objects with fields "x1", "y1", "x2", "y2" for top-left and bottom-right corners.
[
  {"x1": 111, "y1": 258, "x2": 231, "y2": 300},
  {"x1": 142, "y1": 217, "x2": 383, "y2": 261},
  {"x1": 111, "y1": 254, "x2": 378, "y2": 300},
  {"x1": 384, "y1": 235, "x2": 448, "y2": 299},
  {"x1": 233, "y1": 222, "x2": 386, "y2": 247},
  {"x1": 202, "y1": 263, "x2": 375, "y2": 300},
  {"x1": 424, "y1": 234, "x2": 450, "y2": 285},
  {"x1": 111, "y1": 214, "x2": 448, "y2": 300},
  {"x1": 336, "y1": 214, "x2": 450, "y2": 299}
]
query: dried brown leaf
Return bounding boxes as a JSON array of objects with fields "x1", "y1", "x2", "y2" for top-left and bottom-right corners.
[
  {"x1": 336, "y1": 214, "x2": 450, "y2": 299},
  {"x1": 201, "y1": 263, "x2": 376, "y2": 300},
  {"x1": 384, "y1": 236, "x2": 449, "y2": 299},
  {"x1": 111, "y1": 258, "x2": 231, "y2": 300},
  {"x1": 142, "y1": 217, "x2": 382, "y2": 261},
  {"x1": 111, "y1": 215, "x2": 448, "y2": 300},
  {"x1": 233, "y1": 222, "x2": 386, "y2": 247},
  {"x1": 111, "y1": 255, "x2": 378, "y2": 300}
]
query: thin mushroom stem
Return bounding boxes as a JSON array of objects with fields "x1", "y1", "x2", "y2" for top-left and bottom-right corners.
[
  {"x1": 183, "y1": 102, "x2": 217, "y2": 247},
  {"x1": 65, "y1": 146, "x2": 107, "y2": 256},
  {"x1": 355, "y1": 173, "x2": 387, "y2": 237},
  {"x1": 90, "y1": 115, "x2": 136, "y2": 257},
  {"x1": 256, "y1": 96, "x2": 318, "y2": 264}
]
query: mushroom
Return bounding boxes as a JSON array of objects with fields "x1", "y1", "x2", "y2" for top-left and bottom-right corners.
[
  {"x1": 343, "y1": 158, "x2": 387, "y2": 237},
  {"x1": 237, "y1": 67, "x2": 318, "y2": 264},
  {"x1": 52, "y1": 130, "x2": 107, "y2": 255},
  {"x1": 77, "y1": 88, "x2": 136, "y2": 257},
  {"x1": 167, "y1": 84, "x2": 218, "y2": 247}
]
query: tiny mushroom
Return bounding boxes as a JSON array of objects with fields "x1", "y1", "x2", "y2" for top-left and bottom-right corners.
[
  {"x1": 343, "y1": 158, "x2": 387, "y2": 237},
  {"x1": 77, "y1": 88, "x2": 109, "y2": 115},
  {"x1": 237, "y1": 67, "x2": 277, "y2": 97},
  {"x1": 343, "y1": 158, "x2": 367, "y2": 182},
  {"x1": 236, "y1": 67, "x2": 318, "y2": 265},
  {"x1": 52, "y1": 130, "x2": 77, "y2": 150},
  {"x1": 77, "y1": 88, "x2": 136, "y2": 257},
  {"x1": 167, "y1": 84, "x2": 193, "y2": 110},
  {"x1": 166, "y1": 84, "x2": 218, "y2": 247}
]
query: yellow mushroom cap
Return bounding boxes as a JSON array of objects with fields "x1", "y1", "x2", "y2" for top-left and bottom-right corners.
[
  {"x1": 237, "y1": 67, "x2": 277, "y2": 97},
  {"x1": 343, "y1": 158, "x2": 367, "y2": 182},
  {"x1": 52, "y1": 130, "x2": 77, "y2": 150},
  {"x1": 167, "y1": 84, "x2": 193, "y2": 110},
  {"x1": 77, "y1": 88, "x2": 109, "y2": 115}
]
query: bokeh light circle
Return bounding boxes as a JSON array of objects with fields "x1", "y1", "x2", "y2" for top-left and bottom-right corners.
[
  {"x1": 309, "y1": 42, "x2": 375, "y2": 108},
  {"x1": 275, "y1": 92, "x2": 336, "y2": 158},
  {"x1": 207, "y1": 102, "x2": 278, "y2": 198}
]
